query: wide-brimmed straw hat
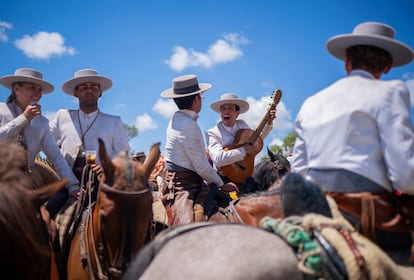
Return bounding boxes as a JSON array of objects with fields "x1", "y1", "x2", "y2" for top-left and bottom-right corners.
[
  {"x1": 326, "y1": 22, "x2": 414, "y2": 67},
  {"x1": 161, "y1": 74, "x2": 212, "y2": 98},
  {"x1": 62, "y1": 69, "x2": 112, "y2": 95},
  {"x1": 0, "y1": 68, "x2": 54, "y2": 94},
  {"x1": 210, "y1": 93, "x2": 249, "y2": 114}
]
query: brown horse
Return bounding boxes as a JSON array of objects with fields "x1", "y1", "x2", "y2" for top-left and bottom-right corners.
[
  {"x1": 0, "y1": 140, "x2": 68, "y2": 279},
  {"x1": 66, "y1": 138, "x2": 160, "y2": 280},
  {"x1": 208, "y1": 184, "x2": 283, "y2": 226},
  {"x1": 207, "y1": 148, "x2": 290, "y2": 226}
]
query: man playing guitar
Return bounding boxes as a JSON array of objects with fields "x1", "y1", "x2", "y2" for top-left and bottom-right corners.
[{"x1": 206, "y1": 92, "x2": 278, "y2": 193}]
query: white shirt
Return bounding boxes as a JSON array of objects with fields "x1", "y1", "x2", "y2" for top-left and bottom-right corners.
[
  {"x1": 0, "y1": 102, "x2": 79, "y2": 192},
  {"x1": 165, "y1": 109, "x2": 224, "y2": 186},
  {"x1": 50, "y1": 109, "x2": 130, "y2": 167},
  {"x1": 291, "y1": 70, "x2": 414, "y2": 194}
]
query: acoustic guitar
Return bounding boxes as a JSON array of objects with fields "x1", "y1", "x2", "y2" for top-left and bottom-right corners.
[{"x1": 220, "y1": 89, "x2": 282, "y2": 184}]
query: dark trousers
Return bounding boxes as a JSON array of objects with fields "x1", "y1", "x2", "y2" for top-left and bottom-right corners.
[
  {"x1": 46, "y1": 187, "x2": 69, "y2": 219},
  {"x1": 46, "y1": 171, "x2": 99, "y2": 220}
]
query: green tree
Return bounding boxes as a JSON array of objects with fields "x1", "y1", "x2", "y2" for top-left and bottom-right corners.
[
  {"x1": 283, "y1": 131, "x2": 297, "y2": 152},
  {"x1": 123, "y1": 123, "x2": 138, "y2": 141},
  {"x1": 268, "y1": 131, "x2": 297, "y2": 157}
]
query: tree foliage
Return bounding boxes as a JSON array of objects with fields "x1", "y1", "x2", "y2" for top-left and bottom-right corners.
[
  {"x1": 123, "y1": 123, "x2": 139, "y2": 141},
  {"x1": 283, "y1": 131, "x2": 297, "y2": 150},
  {"x1": 268, "y1": 131, "x2": 297, "y2": 157}
]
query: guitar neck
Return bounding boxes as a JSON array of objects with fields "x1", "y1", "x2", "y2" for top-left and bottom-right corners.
[{"x1": 246, "y1": 89, "x2": 281, "y2": 145}]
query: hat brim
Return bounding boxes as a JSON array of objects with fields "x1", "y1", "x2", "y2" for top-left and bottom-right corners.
[
  {"x1": 161, "y1": 83, "x2": 212, "y2": 98},
  {"x1": 210, "y1": 98, "x2": 249, "y2": 114},
  {"x1": 0, "y1": 76, "x2": 54, "y2": 94},
  {"x1": 62, "y1": 75, "x2": 112, "y2": 96},
  {"x1": 326, "y1": 34, "x2": 414, "y2": 67}
]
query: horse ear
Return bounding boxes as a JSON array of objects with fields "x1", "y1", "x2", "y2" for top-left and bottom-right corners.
[
  {"x1": 267, "y1": 147, "x2": 277, "y2": 162},
  {"x1": 98, "y1": 138, "x2": 115, "y2": 186},
  {"x1": 142, "y1": 142, "x2": 161, "y2": 180}
]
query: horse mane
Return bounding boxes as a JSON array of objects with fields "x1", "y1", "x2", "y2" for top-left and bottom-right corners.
[
  {"x1": 0, "y1": 140, "x2": 27, "y2": 180},
  {"x1": 239, "y1": 187, "x2": 281, "y2": 199},
  {"x1": 34, "y1": 156, "x2": 59, "y2": 176},
  {"x1": 0, "y1": 141, "x2": 52, "y2": 279},
  {"x1": 32, "y1": 156, "x2": 61, "y2": 187}
]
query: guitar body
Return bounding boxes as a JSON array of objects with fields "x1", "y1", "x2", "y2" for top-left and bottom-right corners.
[{"x1": 220, "y1": 129, "x2": 263, "y2": 184}]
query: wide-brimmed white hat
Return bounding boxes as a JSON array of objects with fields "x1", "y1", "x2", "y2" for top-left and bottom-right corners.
[
  {"x1": 210, "y1": 93, "x2": 249, "y2": 114},
  {"x1": 161, "y1": 74, "x2": 212, "y2": 98},
  {"x1": 62, "y1": 69, "x2": 112, "y2": 95},
  {"x1": 0, "y1": 68, "x2": 54, "y2": 94},
  {"x1": 326, "y1": 22, "x2": 413, "y2": 67}
]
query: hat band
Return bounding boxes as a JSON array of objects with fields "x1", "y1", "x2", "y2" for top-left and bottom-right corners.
[{"x1": 173, "y1": 84, "x2": 200, "y2": 95}]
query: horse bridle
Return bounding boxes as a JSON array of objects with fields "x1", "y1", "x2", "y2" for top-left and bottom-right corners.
[
  {"x1": 218, "y1": 198, "x2": 245, "y2": 224},
  {"x1": 80, "y1": 174, "x2": 151, "y2": 279}
]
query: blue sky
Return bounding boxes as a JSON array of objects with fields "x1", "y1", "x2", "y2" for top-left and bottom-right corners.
[{"x1": 1, "y1": 0, "x2": 413, "y2": 160}]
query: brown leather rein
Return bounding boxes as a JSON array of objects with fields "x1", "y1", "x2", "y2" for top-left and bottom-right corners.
[
  {"x1": 81, "y1": 181, "x2": 151, "y2": 280},
  {"x1": 218, "y1": 159, "x2": 283, "y2": 224}
]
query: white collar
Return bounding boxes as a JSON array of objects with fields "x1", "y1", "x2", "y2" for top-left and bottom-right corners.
[
  {"x1": 79, "y1": 109, "x2": 99, "y2": 119},
  {"x1": 349, "y1": 69, "x2": 375, "y2": 80},
  {"x1": 180, "y1": 109, "x2": 198, "y2": 120}
]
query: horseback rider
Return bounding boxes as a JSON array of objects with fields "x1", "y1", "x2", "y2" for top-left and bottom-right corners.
[
  {"x1": 0, "y1": 68, "x2": 80, "y2": 198},
  {"x1": 160, "y1": 74, "x2": 238, "y2": 226},
  {"x1": 48, "y1": 69, "x2": 130, "y2": 218},
  {"x1": 290, "y1": 22, "x2": 414, "y2": 264},
  {"x1": 206, "y1": 93, "x2": 276, "y2": 194}
]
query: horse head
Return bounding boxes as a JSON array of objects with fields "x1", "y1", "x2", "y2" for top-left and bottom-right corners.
[
  {"x1": 68, "y1": 138, "x2": 160, "y2": 279},
  {"x1": 267, "y1": 147, "x2": 291, "y2": 177},
  {"x1": 253, "y1": 147, "x2": 291, "y2": 190},
  {"x1": 98, "y1": 138, "x2": 160, "y2": 190}
]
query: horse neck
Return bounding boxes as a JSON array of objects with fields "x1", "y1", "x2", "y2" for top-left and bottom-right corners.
[{"x1": 91, "y1": 188, "x2": 153, "y2": 275}]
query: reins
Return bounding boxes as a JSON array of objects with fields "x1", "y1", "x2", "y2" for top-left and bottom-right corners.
[
  {"x1": 216, "y1": 157, "x2": 286, "y2": 224},
  {"x1": 78, "y1": 159, "x2": 151, "y2": 280},
  {"x1": 218, "y1": 199, "x2": 245, "y2": 224}
]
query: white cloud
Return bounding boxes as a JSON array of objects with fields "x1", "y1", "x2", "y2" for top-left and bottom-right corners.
[
  {"x1": 14, "y1": 31, "x2": 76, "y2": 60},
  {"x1": 165, "y1": 33, "x2": 249, "y2": 72},
  {"x1": 135, "y1": 113, "x2": 157, "y2": 132},
  {"x1": 269, "y1": 137, "x2": 284, "y2": 147},
  {"x1": 0, "y1": 21, "x2": 12, "y2": 42},
  {"x1": 153, "y1": 98, "x2": 177, "y2": 119},
  {"x1": 243, "y1": 93, "x2": 293, "y2": 132}
]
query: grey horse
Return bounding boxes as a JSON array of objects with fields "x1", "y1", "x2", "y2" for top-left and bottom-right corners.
[{"x1": 122, "y1": 223, "x2": 303, "y2": 280}]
